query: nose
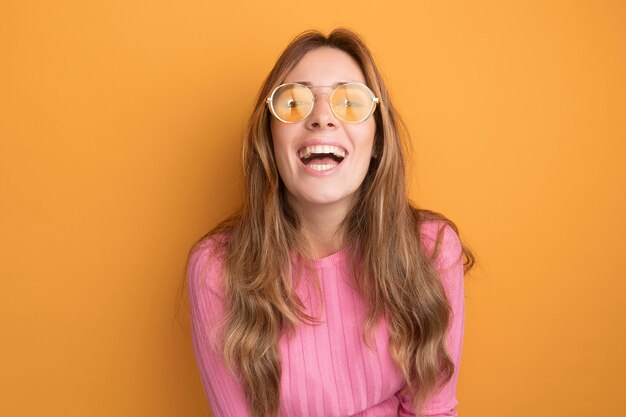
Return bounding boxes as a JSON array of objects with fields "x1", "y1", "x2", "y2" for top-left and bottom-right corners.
[{"x1": 306, "y1": 92, "x2": 338, "y2": 129}]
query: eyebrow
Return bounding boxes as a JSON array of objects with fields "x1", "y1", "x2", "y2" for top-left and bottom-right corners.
[{"x1": 293, "y1": 81, "x2": 349, "y2": 87}]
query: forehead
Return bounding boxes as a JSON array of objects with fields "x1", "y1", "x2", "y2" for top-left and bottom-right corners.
[{"x1": 283, "y1": 47, "x2": 366, "y2": 85}]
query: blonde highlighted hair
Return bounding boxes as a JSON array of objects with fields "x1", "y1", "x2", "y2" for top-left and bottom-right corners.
[{"x1": 199, "y1": 28, "x2": 474, "y2": 417}]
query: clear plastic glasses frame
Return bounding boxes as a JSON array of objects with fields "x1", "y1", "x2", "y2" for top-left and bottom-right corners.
[{"x1": 266, "y1": 82, "x2": 380, "y2": 124}]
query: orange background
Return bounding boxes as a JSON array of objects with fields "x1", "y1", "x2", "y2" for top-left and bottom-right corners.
[{"x1": 1, "y1": 1, "x2": 625, "y2": 416}]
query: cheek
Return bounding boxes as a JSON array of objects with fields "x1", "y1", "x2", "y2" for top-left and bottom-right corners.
[
  {"x1": 270, "y1": 118, "x2": 297, "y2": 146},
  {"x1": 270, "y1": 122, "x2": 287, "y2": 157},
  {"x1": 269, "y1": 119, "x2": 280, "y2": 148},
  {"x1": 269, "y1": 123, "x2": 296, "y2": 177},
  {"x1": 351, "y1": 121, "x2": 377, "y2": 152}
]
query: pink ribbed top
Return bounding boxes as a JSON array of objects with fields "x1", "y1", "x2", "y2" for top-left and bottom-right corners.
[{"x1": 188, "y1": 220, "x2": 464, "y2": 417}]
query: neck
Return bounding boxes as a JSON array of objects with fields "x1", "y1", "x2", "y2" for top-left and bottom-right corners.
[{"x1": 290, "y1": 199, "x2": 351, "y2": 259}]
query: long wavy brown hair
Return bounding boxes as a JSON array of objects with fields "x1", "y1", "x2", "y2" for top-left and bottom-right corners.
[{"x1": 196, "y1": 28, "x2": 474, "y2": 417}]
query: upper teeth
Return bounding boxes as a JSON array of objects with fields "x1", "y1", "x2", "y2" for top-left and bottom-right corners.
[{"x1": 298, "y1": 145, "x2": 346, "y2": 159}]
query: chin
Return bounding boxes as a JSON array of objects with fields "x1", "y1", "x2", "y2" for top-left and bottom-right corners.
[{"x1": 291, "y1": 190, "x2": 357, "y2": 208}]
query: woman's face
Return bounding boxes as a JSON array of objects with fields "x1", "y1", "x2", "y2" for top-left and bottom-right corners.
[{"x1": 270, "y1": 47, "x2": 376, "y2": 214}]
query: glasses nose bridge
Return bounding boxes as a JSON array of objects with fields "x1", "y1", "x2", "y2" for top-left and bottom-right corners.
[{"x1": 309, "y1": 85, "x2": 335, "y2": 114}]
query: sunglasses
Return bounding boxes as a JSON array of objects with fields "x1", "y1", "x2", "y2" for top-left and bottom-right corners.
[{"x1": 266, "y1": 82, "x2": 380, "y2": 124}]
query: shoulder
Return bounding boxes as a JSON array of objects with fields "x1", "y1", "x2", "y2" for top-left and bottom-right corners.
[
  {"x1": 419, "y1": 219, "x2": 463, "y2": 272},
  {"x1": 187, "y1": 232, "x2": 230, "y2": 300}
]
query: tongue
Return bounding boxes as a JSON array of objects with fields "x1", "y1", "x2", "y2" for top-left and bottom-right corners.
[{"x1": 306, "y1": 156, "x2": 337, "y2": 165}]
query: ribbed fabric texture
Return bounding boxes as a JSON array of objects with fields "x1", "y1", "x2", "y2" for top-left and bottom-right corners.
[{"x1": 188, "y1": 220, "x2": 464, "y2": 417}]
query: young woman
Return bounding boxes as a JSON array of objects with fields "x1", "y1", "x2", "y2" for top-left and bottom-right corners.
[{"x1": 188, "y1": 28, "x2": 474, "y2": 417}]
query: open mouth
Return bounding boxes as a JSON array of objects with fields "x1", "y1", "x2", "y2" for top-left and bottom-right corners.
[{"x1": 297, "y1": 145, "x2": 346, "y2": 171}]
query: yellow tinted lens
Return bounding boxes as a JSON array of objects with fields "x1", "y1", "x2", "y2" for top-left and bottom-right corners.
[
  {"x1": 271, "y1": 84, "x2": 313, "y2": 122},
  {"x1": 331, "y1": 84, "x2": 374, "y2": 122}
]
